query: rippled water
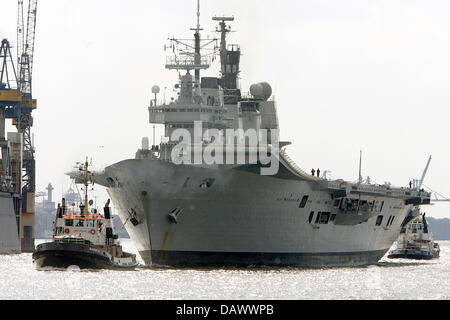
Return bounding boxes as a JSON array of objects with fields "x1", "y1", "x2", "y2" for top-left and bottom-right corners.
[{"x1": 0, "y1": 240, "x2": 448, "y2": 300}]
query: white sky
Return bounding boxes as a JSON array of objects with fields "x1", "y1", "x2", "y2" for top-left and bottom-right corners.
[{"x1": 0, "y1": 0, "x2": 449, "y2": 218}]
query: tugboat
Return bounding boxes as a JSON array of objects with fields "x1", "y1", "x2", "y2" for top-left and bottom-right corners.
[
  {"x1": 32, "y1": 160, "x2": 138, "y2": 270},
  {"x1": 388, "y1": 208, "x2": 440, "y2": 260}
]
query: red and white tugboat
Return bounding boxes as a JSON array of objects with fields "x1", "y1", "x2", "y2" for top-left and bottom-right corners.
[
  {"x1": 388, "y1": 208, "x2": 440, "y2": 260},
  {"x1": 33, "y1": 160, "x2": 138, "y2": 270}
]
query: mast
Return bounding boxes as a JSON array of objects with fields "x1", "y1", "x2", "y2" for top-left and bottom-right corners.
[
  {"x1": 165, "y1": 0, "x2": 215, "y2": 98},
  {"x1": 213, "y1": 16, "x2": 234, "y2": 70},
  {"x1": 193, "y1": 0, "x2": 201, "y2": 83},
  {"x1": 212, "y1": 16, "x2": 241, "y2": 104},
  {"x1": 80, "y1": 158, "x2": 89, "y2": 215}
]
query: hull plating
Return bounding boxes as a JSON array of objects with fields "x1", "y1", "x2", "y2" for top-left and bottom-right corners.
[
  {"x1": 388, "y1": 250, "x2": 439, "y2": 260},
  {"x1": 33, "y1": 242, "x2": 111, "y2": 269},
  {"x1": 144, "y1": 249, "x2": 388, "y2": 268},
  {"x1": 103, "y1": 159, "x2": 413, "y2": 267}
]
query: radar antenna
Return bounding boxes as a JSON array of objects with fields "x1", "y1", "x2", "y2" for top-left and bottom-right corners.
[
  {"x1": 212, "y1": 16, "x2": 234, "y2": 60},
  {"x1": 212, "y1": 15, "x2": 241, "y2": 103}
]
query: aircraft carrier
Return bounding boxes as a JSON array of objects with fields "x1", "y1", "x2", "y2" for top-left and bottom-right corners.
[{"x1": 85, "y1": 4, "x2": 431, "y2": 268}]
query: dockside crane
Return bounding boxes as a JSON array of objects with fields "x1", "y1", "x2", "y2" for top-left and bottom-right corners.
[
  {"x1": 0, "y1": 38, "x2": 24, "y2": 246},
  {"x1": 0, "y1": 0, "x2": 38, "y2": 252},
  {"x1": 15, "y1": 0, "x2": 38, "y2": 252},
  {"x1": 0, "y1": 39, "x2": 20, "y2": 191}
]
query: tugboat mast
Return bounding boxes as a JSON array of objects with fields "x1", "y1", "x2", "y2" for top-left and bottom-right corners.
[{"x1": 81, "y1": 158, "x2": 90, "y2": 216}]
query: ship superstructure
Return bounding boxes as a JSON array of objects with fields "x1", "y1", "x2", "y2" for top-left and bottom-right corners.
[
  {"x1": 148, "y1": 12, "x2": 280, "y2": 169},
  {"x1": 82, "y1": 4, "x2": 431, "y2": 268}
]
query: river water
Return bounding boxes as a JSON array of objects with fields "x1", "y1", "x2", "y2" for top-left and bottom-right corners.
[{"x1": 0, "y1": 240, "x2": 448, "y2": 300}]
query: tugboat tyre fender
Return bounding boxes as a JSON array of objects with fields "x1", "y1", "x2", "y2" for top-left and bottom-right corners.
[
  {"x1": 65, "y1": 228, "x2": 70, "y2": 234},
  {"x1": 90, "y1": 229, "x2": 96, "y2": 235}
]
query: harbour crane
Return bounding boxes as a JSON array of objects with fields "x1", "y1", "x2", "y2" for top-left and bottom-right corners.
[
  {"x1": 0, "y1": 39, "x2": 20, "y2": 191},
  {"x1": 0, "y1": 0, "x2": 38, "y2": 252},
  {"x1": 16, "y1": 0, "x2": 38, "y2": 252},
  {"x1": 16, "y1": 0, "x2": 38, "y2": 205}
]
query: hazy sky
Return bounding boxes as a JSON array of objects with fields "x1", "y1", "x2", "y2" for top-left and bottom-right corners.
[{"x1": 0, "y1": 0, "x2": 449, "y2": 218}]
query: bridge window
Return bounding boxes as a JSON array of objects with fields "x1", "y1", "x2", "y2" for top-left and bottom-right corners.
[
  {"x1": 85, "y1": 220, "x2": 95, "y2": 228},
  {"x1": 318, "y1": 212, "x2": 331, "y2": 224},
  {"x1": 315, "y1": 213, "x2": 321, "y2": 224},
  {"x1": 376, "y1": 215, "x2": 383, "y2": 226},
  {"x1": 333, "y1": 199, "x2": 341, "y2": 207},
  {"x1": 387, "y1": 216, "x2": 395, "y2": 227},
  {"x1": 299, "y1": 196, "x2": 309, "y2": 208},
  {"x1": 65, "y1": 219, "x2": 73, "y2": 227},
  {"x1": 308, "y1": 212, "x2": 314, "y2": 224},
  {"x1": 74, "y1": 219, "x2": 84, "y2": 227},
  {"x1": 375, "y1": 201, "x2": 385, "y2": 212},
  {"x1": 386, "y1": 216, "x2": 392, "y2": 227}
]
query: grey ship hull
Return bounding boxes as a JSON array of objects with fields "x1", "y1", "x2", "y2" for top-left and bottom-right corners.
[
  {"x1": 0, "y1": 192, "x2": 20, "y2": 254},
  {"x1": 98, "y1": 158, "x2": 419, "y2": 268}
]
